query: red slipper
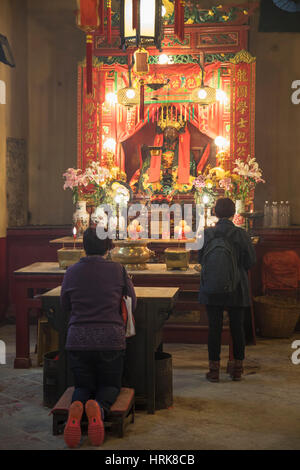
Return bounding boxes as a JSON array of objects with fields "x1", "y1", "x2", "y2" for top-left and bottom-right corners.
[
  {"x1": 85, "y1": 400, "x2": 105, "y2": 446},
  {"x1": 64, "y1": 401, "x2": 83, "y2": 448}
]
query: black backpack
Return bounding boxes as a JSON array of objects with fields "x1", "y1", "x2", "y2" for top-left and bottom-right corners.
[{"x1": 200, "y1": 228, "x2": 240, "y2": 295}]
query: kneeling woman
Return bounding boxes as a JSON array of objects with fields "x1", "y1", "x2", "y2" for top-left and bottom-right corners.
[{"x1": 60, "y1": 228, "x2": 136, "y2": 448}]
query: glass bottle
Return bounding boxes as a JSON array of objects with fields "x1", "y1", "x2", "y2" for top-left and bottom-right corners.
[
  {"x1": 271, "y1": 201, "x2": 278, "y2": 227},
  {"x1": 279, "y1": 201, "x2": 285, "y2": 226},
  {"x1": 285, "y1": 201, "x2": 291, "y2": 226},
  {"x1": 263, "y1": 201, "x2": 270, "y2": 227}
]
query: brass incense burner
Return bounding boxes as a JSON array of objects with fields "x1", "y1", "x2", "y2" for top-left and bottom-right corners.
[
  {"x1": 164, "y1": 247, "x2": 190, "y2": 271},
  {"x1": 110, "y1": 239, "x2": 154, "y2": 270},
  {"x1": 57, "y1": 248, "x2": 85, "y2": 269}
]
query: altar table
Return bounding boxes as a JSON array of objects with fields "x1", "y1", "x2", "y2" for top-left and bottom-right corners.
[{"x1": 13, "y1": 262, "x2": 233, "y2": 369}]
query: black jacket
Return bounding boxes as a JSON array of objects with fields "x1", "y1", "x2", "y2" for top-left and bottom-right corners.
[{"x1": 198, "y1": 218, "x2": 256, "y2": 307}]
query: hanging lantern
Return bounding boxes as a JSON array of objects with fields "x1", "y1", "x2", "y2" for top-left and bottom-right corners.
[
  {"x1": 192, "y1": 59, "x2": 216, "y2": 106},
  {"x1": 76, "y1": 0, "x2": 102, "y2": 95},
  {"x1": 117, "y1": 86, "x2": 140, "y2": 107},
  {"x1": 118, "y1": 56, "x2": 140, "y2": 107},
  {"x1": 120, "y1": 0, "x2": 163, "y2": 51},
  {"x1": 191, "y1": 86, "x2": 216, "y2": 106},
  {"x1": 134, "y1": 47, "x2": 149, "y2": 75}
]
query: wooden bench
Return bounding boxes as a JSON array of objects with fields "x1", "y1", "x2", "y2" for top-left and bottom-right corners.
[{"x1": 50, "y1": 387, "x2": 135, "y2": 438}]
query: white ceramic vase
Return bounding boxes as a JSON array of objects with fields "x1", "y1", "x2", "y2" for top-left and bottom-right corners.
[
  {"x1": 233, "y1": 199, "x2": 246, "y2": 228},
  {"x1": 73, "y1": 200, "x2": 90, "y2": 235}
]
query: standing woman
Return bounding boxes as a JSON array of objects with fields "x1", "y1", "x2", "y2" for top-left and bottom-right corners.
[
  {"x1": 198, "y1": 198, "x2": 256, "y2": 382},
  {"x1": 60, "y1": 228, "x2": 136, "y2": 448}
]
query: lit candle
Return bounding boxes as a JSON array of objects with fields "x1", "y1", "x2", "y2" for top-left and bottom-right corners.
[{"x1": 73, "y1": 227, "x2": 77, "y2": 249}]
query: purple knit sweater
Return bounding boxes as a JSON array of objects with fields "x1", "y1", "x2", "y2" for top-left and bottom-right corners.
[{"x1": 60, "y1": 256, "x2": 137, "y2": 351}]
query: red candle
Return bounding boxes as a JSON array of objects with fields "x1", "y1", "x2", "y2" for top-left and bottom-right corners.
[{"x1": 73, "y1": 227, "x2": 77, "y2": 249}]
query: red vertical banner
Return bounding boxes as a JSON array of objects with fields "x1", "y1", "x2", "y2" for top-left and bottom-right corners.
[
  {"x1": 98, "y1": 69, "x2": 106, "y2": 164},
  {"x1": 230, "y1": 50, "x2": 256, "y2": 171},
  {"x1": 79, "y1": 65, "x2": 107, "y2": 169},
  {"x1": 80, "y1": 66, "x2": 99, "y2": 169}
]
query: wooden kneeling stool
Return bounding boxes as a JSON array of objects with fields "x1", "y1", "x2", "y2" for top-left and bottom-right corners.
[{"x1": 50, "y1": 386, "x2": 135, "y2": 438}]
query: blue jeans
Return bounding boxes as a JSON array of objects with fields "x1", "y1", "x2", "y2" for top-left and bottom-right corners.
[{"x1": 68, "y1": 350, "x2": 125, "y2": 418}]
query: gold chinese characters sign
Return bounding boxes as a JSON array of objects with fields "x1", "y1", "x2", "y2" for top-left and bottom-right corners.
[
  {"x1": 78, "y1": 64, "x2": 106, "y2": 169},
  {"x1": 230, "y1": 50, "x2": 256, "y2": 169}
]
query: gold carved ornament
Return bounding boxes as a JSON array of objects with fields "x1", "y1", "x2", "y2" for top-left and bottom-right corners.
[
  {"x1": 157, "y1": 105, "x2": 186, "y2": 131},
  {"x1": 230, "y1": 50, "x2": 256, "y2": 64}
]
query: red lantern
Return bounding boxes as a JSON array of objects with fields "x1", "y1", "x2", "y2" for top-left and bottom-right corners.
[
  {"x1": 76, "y1": 0, "x2": 114, "y2": 94},
  {"x1": 77, "y1": 0, "x2": 101, "y2": 95}
]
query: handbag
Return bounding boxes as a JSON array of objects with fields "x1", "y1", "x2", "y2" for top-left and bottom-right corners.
[{"x1": 121, "y1": 266, "x2": 136, "y2": 338}]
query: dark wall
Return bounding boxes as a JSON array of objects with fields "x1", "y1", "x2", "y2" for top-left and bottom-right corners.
[{"x1": 249, "y1": 10, "x2": 300, "y2": 223}]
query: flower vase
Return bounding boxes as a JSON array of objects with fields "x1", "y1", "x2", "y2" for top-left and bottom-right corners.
[
  {"x1": 233, "y1": 199, "x2": 246, "y2": 228},
  {"x1": 91, "y1": 206, "x2": 108, "y2": 230},
  {"x1": 73, "y1": 200, "x2": 90, "y2": 236}
]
